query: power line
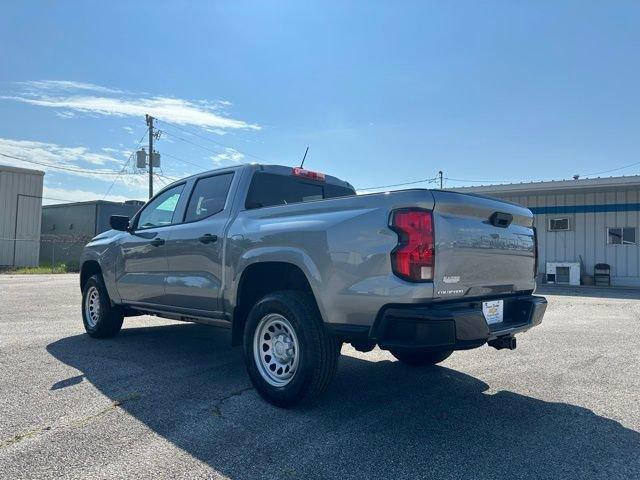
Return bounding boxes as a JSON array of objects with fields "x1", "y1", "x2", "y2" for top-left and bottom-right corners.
[
  {"x1": 582, "y1": 160, "x2": 640, "y2": 178},
  {"x1": 445, "y1": 159, "x2": 640, "y2": 185},
  {"x1": 155, "y1": 172, "x2": 179, "y2": 182},
  {"x1": 154, "y1": 173, "x2": 171, "y2": 187},
  {"x1": 156, "y1": 118, "x2": 265, "y2": 161},
  {"x1": 162, "y1": 151, "x2": 211, "y2": 170},
  {"x1": 444, "y1": 177, "x2": 517, "y2": 184},
  {"x1": 0, "y1": 152, "x2": 121, "y2": 175},
  {"x1": 102, "y1": 128, "x2": 149, "y2": 199},
  {"x1": 358, "y1": 177, "x2": 439, "y2": 191},
  {"x1": 155, "y1": 118, "x2": 269, "y2": 163},
  {"x1": 159, "y1": 129, "x2": 228, "y2": 158},
  {"x1": 32, "y1": 195, "x2": 78, "y2": 203}
]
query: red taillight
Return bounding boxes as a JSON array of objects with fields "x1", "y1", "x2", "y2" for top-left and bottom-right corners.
[
  {"x1": 533, "y1": 226, "x2": 539, "y2": 278},
  {"x1": 390, "y1": 209, "x2": 434, "y2": 282},
  {"x1": 292, "y1": 167, "x2": 325, "y2": 182}
]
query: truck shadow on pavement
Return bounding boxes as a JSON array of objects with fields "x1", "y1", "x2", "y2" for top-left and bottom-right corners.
[{"x1": 47, "y1": 323, "x2": 639, "y2": 480}]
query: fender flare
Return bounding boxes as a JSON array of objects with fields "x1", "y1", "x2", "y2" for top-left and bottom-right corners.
[
  {"x1": 80, "y1": 250, "x2": 122, "y2": 304},
  {"x1": 229, "y1": 247, "x2": 327, "y2": 343}
]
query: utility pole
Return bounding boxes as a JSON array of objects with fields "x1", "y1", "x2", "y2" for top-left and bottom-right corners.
[
  {"x1": 146, "y1": 114, "x2": 154, "y2": 198},
  {"x1": 438, "y1": 170, "x2": 443, "y2": 189}
]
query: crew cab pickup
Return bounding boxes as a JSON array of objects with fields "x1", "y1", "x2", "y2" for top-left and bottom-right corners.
[{"x1": 80, "y1": 164, "x2": 546, "y2": 407}]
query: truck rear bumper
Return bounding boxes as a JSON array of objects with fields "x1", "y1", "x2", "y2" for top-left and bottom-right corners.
[
  {"x1": 328, "y1": 294, "x2": 547, "y2": 351},
  {"x1": 374, "y1": 294, "x2": 546, "y2": 350}
]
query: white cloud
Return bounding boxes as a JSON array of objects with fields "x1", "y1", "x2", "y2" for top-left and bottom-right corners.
[
  {"x1": 55, "y1": 111, "x2": 76, "y2": 119},
  {"x1": 205, "y1": 128, "x2": 228, "y2": 136},
  {"x1": 17, "y1": 80, "x2": 125, "y2": 95},
  {"x1": 42, "y1": 186, "x2": 142, "y2": 205},
  {"x1": 210, "y1": 147, "x2": 244, "y2": 165},
  {"x1": 0, "y1": 137, "x2": 152, "y2": 204},
  {"x1": 3, "y1": 81, "x2": 260, "y2": 131},
  {"x1": 0, "y1": 137, "x2": 124, "y2": 167},
  {"x1": 0, "y1": 137, "x2": 148, "y2": 189}
]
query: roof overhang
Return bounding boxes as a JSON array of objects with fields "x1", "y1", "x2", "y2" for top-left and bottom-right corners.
[
  {"x1": 452, "y1": 175, "x2": 640, "y2": 195},
  {"x1": 0, "y1": 164, "x2": 45, "y2": 176}
]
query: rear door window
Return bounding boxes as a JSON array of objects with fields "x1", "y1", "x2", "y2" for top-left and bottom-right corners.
[
  {"x1": 184, "y1": 173, "x2": 234, "y2": 222},
  {"x1": 245, "y1": 172, "x2": 354, "y2": 209}
]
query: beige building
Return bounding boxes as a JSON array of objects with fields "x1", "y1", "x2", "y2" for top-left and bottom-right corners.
[{"x1": 0, "y1": 164, "x2": 45, "y2": 267}]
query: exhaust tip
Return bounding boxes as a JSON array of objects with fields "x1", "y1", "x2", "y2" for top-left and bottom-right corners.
[{"x1": 489, "y1": 335, "x2": 517, "y2": 350}]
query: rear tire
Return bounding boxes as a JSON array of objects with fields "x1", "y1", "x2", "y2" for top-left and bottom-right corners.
[
  {"x1": 390, "y1": 348, "x2": 453, "y2": 366},
  {"x1": 243, "y1": 291, "x2": 341, "y2": 408},
  {"x1": 81, "y1": 274, "x2": 124, "y2": 338}
]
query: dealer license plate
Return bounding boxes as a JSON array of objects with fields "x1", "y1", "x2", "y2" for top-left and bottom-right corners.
[{"x1": 482, "y1": 300, "x2": 504, "y2": 325}]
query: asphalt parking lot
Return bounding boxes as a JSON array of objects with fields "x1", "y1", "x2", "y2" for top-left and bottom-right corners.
[{"x1": 1, "y1": 275, "x2": 639, "y2": 480}]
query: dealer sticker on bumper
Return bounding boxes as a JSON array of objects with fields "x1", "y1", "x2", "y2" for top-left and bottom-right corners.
[{"x1": 482, "y1": 300, "x2": 504, "y2": 325}]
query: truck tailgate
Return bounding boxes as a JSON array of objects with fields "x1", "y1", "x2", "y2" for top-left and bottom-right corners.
[{"x1": 431, "y1": 190, "x2": 536, "y2": 298}]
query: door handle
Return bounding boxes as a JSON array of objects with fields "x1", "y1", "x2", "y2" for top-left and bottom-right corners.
[
  {"x1": 199, "y1": 233, "x2": 218, "y2": 244},
  {"x1": 150, "y1": 238, "x2": 165, "y2": 247}
]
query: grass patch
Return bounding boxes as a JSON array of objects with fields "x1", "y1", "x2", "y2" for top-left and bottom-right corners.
[{"x1": 0, "y1": 262, "x2": 78, "y2": 274}]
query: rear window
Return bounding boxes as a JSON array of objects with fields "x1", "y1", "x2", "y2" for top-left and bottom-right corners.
[{"x1": 245, "y1": 172, "x2": 354, "y2": 209}]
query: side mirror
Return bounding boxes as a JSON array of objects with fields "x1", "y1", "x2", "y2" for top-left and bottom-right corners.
[{"x1": 110, "y1": 215, "x2": 130, "y2": 231}]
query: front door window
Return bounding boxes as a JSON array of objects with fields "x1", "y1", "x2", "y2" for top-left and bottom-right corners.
[{"x1": 136, "y1": 184, "x2": 184, "y2": 230}]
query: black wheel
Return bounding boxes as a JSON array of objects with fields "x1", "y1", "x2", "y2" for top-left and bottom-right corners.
[
  {"x1": 390, "y1": 348, "x2": 453, "y2": 367},
  {"x1": 243, "y1": 291, "x2": 341, "y2": 408},
  {"x1": 81, "y1": 274, "x2": 124, "y2": 338}
]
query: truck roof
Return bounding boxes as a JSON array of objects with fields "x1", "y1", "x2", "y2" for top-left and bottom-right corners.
[{"x1": 170, "y1": 163, "x2": 355, "y2": 191}]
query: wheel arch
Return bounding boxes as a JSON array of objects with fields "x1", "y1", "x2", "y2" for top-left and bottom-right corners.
[
  {"x1": 80, "y1": 260, "x2": 102, "y2": 290},
  {"x1": 231, "y1": 261, "x2": 323, "y2": 346}
]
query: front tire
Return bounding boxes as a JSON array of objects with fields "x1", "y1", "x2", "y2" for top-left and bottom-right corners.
[
  {"x1": 243, "y1": 291, "x2": 341, "y2": 408},
  {"x1": 390, "y1": 348, "x2": 453, "y2": 366},
  {"x1": 81, "y1": 274, "x2": 124, "y2": 338}
]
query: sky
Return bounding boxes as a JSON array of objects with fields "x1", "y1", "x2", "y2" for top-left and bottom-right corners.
[{"x1": 1, "y1": 1, "x2": 639, "y2": 204}]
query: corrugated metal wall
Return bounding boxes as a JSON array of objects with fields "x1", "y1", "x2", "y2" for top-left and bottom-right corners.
[
  {"x1": 40, "y1": 201, "x2": 144, "y2": 265},
  {"x1": 491, "y1": 188, "x2": 640, "y2": 286},
  {"x1": 0, "y1": 166, "x2": 44, "y2": 267},
  {"x1": 40, "y1": 203, "x2": 97, "y2": 266},
  {"x1": 96, "y1": 202, "x2": 143, "y2": 233}
]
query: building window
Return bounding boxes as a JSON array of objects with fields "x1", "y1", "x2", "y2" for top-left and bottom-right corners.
[
  {"x1": 607, "y1": 227, "x2": 636, "y2": 245},
  {"x1": 548, "y1": 217, "x2": 570, "y2": 231}
]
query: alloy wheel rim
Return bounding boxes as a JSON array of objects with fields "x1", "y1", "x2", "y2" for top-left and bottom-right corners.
[
  {"x1": 253, "y1": 313, "x2": 299, "y2": 387},
  {"x1": 85, "y1": 286, "x2": 101, "y2": 328}
]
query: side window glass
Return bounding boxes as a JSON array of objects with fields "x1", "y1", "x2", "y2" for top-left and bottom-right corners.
[
  {"x1": 184, "y1": 173, "x2": 234, "y2": 222},
  {"x1": 136, "y1": 184, "x2": 184, "y2": 230}
]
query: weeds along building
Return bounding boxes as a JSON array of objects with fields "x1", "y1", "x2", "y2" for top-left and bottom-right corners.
[
  {"x1": 40, "y1": 199, "x2": 144, "y2": 266},
  {"x1": 454, "y1": 175, "x2": 640, "y2": 287},
  {"x1": 0, "y1": 164, "x2": 44, "y2": 267}
]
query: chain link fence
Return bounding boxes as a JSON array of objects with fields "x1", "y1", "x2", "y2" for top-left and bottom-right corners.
[{"x1": 0, "y1": 235, "x2": 92, "y2": 272}]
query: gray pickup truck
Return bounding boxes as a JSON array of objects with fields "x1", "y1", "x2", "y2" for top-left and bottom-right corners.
[{"x1": 80, "y1": 164, "x2": 546, "y2": 407}]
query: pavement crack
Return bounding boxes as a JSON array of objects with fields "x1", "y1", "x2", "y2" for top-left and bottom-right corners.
[
  {"x1": 0, "y1": 392, "x2": 141, "y2": 450},
  {"x1": 0, "y1": 425, "x2": 51, "y2": 449},
  {"x1": 73, "y1": 392, "x2": 142, "y2": 427},
  {"x1": 211, "y1": 386, "x2": 253, "y2": 417}
]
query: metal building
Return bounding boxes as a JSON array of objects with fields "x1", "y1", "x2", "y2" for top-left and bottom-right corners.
[
  {"x1": 0, "y1": 164, "x2": 44, "y2": 267},
  {"x1": 40, "y1": 199, "x2": 144, "y2": 266},
  {"x1": 455, "y1": 175, "x2": 640, "y2": 287}
]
